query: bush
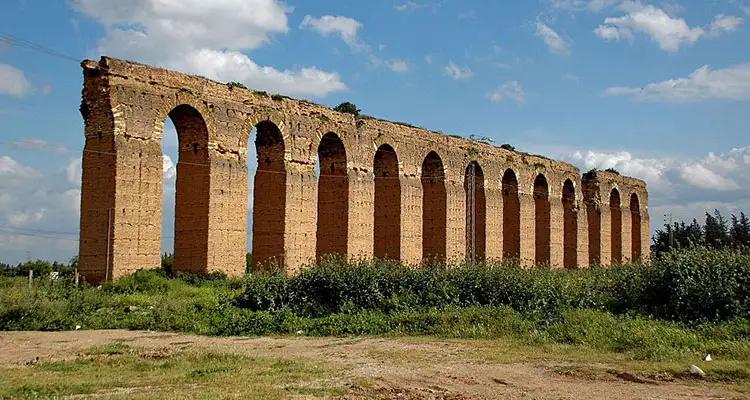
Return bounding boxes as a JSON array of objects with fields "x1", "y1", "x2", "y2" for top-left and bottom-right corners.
[
  {"x1": 333, "y1": 102, "x2": 360, "y2": 116},
  {"x1": 236, "y1": 248, "x2": 750, "y2": 323}
]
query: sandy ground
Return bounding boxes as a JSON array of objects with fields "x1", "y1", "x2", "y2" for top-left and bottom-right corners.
[{"x1": 0, "y1": 330, "x2": 746, "y2": 400}]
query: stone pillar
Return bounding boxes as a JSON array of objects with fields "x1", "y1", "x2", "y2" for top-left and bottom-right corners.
[
  {"x1": 519, "y1": 190, "x2": 535, "y2": 266},
  {"x1": 621, "y1": 204, "x2": 632, "y2": 264},
  {"x1": 285, "y1": 165, "x2": 317, "y2": 272},
  {"x1": 400, "y1": 175, "x2": 422, "y2": 265},
  {"x1": 576, "y1": 201, "x2": 589, "y2": 267},
  {"x1": 348, "y1": 169, "x2": 374, "y2": 259},
  {"x1": 204, "y1": 152, "x2": 247, "y2": 276},
  {"x1": 600, "y1": 204, "x2": 612, "y2": 266},
  {"x1": 484, "y1": 175, "x2": 503, "y2": 261},
  {"x1": 640, "y1": 207, "x2": 651, "y2": 263},
  {"x1": 549, "y1": 194, "x2": 564, "y2": 268},
  {"x1": 446, "y1": 178, "x2": 466, "y2": 264}
]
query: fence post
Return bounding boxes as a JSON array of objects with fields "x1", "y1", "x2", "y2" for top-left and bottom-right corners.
[
  {"x1": 74, "y1": 268, "x2": 80, "y2": 287},
  {"x1": 28, "y1": 269, "x2": 33, "y2": 288}
]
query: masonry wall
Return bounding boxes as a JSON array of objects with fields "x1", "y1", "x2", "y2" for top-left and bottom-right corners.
[{"x1": 78, "y1": 57, "x2": 650, "y2": 282}]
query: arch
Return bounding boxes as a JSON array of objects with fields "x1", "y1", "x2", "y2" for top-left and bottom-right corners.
[
  {"x1": 534, "y1": 174, "x2": 551, "y2": 265},
  {"x1": 502, "y1": 169, "x2": 521, "y2": 261},
  {"x1": 251, "y1": 120, "x2": 286, "y2": 268},
  {"x1": 610, "y1": 188, "x2": 622, "y2": 265},
  {"x1": 562, "y1": 179, "x2": 577, "y2": 268},
  {"x1": 630, "y1": 192, "x2": 642, "y2": 262},
  {"x1": 421, "y1": 151, "x2": 447, "y2": 261},
  {"x1": 464, "y1": 161, "x2": 486, "y2": 262},
  {"x1": 168, "y1": 104, "x2": 211, "y2": 272},
  {"x1": 373, "y1": 144, "x2": 401, "y2": 260},
  {"x1": 316, "y1": 132, "x2": 349, "y2": 259}
]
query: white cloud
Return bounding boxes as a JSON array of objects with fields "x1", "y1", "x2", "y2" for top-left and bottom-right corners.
[
  {"x1": 487, "y1": 81, "x2": 526, "y2": 104},
  {"x1": 384, "y1": 59, "x2": 410, "y2": 73},
  {"x1": 605, "y1": 63, "x2": 750, "y2": 102},
  {"x1": 679, "y1": 147, "x2": 750, "y2": 191},
  {"x1": 394, "y1": 1, "x2": 431, "y2": 12},
  {"x1": 571, "y1": 150, "x2": 668, "y2": 186},
  {"x1": 0, "y1": 156, "x2": 38, "y2": 180},
  {"x1": 0, "y1": 64, "x2": 32, "y2": 97},
  {"x1": 549, "y1": 0, "x2": 617, "y2": 12},
  {"x1": 535, "y1": 22, "x2": 572, "y2": 55},
  {"x1": 594, "y1": 2, "x2": 742, "y2": 52},
  {"x1": 163, "y1": 154, "x2": 176, "y2": 182},
  {"x1": 708, "y1": 14, "x2": 743, "y2": 36},
  {"x1": 66, "y1": 158, "x2": 82, "y2": 186},
  {"x1": 300, "y1": 15, "x2": 365, "y2": 50},
  {"x1": 73, "y1": 0, "x2": 347, "y2": 98},
  {"x1": 444, "y1": 61, "x2": 473, "y2": 80},
  {"x1": 13, "y1": 138, "x2": 68, "y2": 154}
]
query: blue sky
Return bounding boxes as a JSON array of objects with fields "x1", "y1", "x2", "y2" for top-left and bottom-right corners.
[{"x1": 1, "y1": 0, "x2": 749, "y2": 264}]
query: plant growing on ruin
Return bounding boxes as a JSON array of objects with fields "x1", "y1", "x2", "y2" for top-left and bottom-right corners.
[
  {"x1": 500, "y1": 143, "x2": 515, "y2": 151},
  {"x1": 334, "y1": 102, "x2": 360, "y2": 116},
  {"x1": 226, "y1": 81, "x2": 247, "y2": 90},
  {"x1": 605, "y1": 168, "x2": 620, "y2": 175}
]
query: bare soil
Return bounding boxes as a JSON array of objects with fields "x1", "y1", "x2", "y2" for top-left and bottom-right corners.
[{"x1": 1, "y1": 330, "x2": 746, "y2": 400}]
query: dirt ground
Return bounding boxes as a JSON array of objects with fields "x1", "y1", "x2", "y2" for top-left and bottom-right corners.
[{"x1": 0, "y1": 330, "x2": 747, "y2": 400}]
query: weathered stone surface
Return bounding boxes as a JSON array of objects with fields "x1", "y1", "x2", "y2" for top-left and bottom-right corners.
[{"x1": 78, "y1": 57, "x2": 650, "y2": 282}]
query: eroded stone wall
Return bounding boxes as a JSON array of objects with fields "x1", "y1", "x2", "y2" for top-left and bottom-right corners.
[{"x1": 78, "y1": 57, "x2": 650, "y2": 282}]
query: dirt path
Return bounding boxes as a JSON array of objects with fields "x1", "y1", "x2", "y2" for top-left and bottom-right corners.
[{"x1": 0, "y1": 330, "x2": 746, "y2": 399}]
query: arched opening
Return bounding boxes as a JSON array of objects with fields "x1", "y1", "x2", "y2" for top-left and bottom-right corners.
[
  {"x1": 251, "y1": 121, "x2": 286, "y2": 268},
  {"x1": 502, "y1": 169, "x2": 521, "y2": 261},
  {"x1": 610, "y1": 188, "x2": 622, "y2": 265},
  {"x1": 562, "y1": 179, "x2": 577, "y2": 268},
  {"x1": 584, "y1": 185, "x2": 601, "y2": 265},
  {"x1": 464, "y1": 161, "x2": 486, "y2": 262},
  {"x1": 421, "y1": 151, "x2": 446, "y2": 261},
  {"x1": 534, "y1": 174, "x2": 551, "y2": 265},
  {"x1": 373, "y1": 144, "x2": 401, "y2": 260},
  {"x1": 630, "y1": 193, "x2": 642, "y2": 262},
  {"x1": 166, "y1": 105, "x2": 210, "y2": 273},
  {"x1": 316, "y1": 132, "x2": 348, "y2": 259}
]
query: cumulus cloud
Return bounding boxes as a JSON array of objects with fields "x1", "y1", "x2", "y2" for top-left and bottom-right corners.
[
  {"x1": 444, "y1": 61, "x2": 473, "y2": 80},
  {"x1": 605, "y1": 63, "x2": 750, "y2": 102},
  {"x1": 571, "y1": 150, "x2": 668, "y2": 186},
  {"x1": 594, "y1": 2, "x2": 743, "y2": 52},
  {"x1": 72, "y1": 0, "x2": 347, "y2": 98},
  {"x1": 487, "y1": 81, "x2": 526, "y2": 104},
  {"x1": 300, "y1": 15, "x2": 365, "y2": 50},
  {"x1": 535, "y1": 22, "x2": 572, "y2": 55},
  {"x1": 0, "y1": 64, "x2": 32, "y2": 97}
]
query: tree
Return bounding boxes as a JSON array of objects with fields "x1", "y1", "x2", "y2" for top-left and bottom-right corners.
[
  {"x1": 730, "y1": 212, "x2": 750, "y2": 250},
  {"x1": 334, "y1": 102, "x2": 360, "y2": 116},
  {"x1": 704, "y1": 209, "x2": 729, "y2": 248}
]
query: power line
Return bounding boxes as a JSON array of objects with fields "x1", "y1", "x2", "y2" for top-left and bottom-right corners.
[{"x1": 0, "y1": 33, "x2": 80, "y2": 63}]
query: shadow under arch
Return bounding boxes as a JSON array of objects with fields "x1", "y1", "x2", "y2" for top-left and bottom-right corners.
[
  {"x1": 373, "y1": 144, "x2": 401, "y2": 260},
  {"x1": 562, "y1": 179, "x2": 577, "y2": 268},
  {"x1": 421, "y1": 151, "x2": 446, "y2": 262},
  {"x1": 464, "y1": 161, "x2": 486, "y2": 262},
  {"x1": 534, "y1": 174, "x2": 550, "y2": 265},
  {"x1": 630, "y1": 192, "x2": 641, "y2": 262},
  {"x1": 502, "y1": 169, "x2": 521, "y2": 261},
  {"x1": 316, "y1": 132, "x2": 349, "y2": 260},
  {"x1": 167, "y1": 104, "x2": 210, "y2": 273},
  {"x1": 251, "y1": 120, "x2": 286, "y2": 269},
  {"x1": 610, "y1": 188, "x2": 622, "y2": 265}
]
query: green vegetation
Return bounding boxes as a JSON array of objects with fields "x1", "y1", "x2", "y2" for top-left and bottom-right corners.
[
  {"x1": 604, "y1": 167, "x2": 620, "y2": 174},
  {"x1": 0, "y1": 343, "x2": 339, "y2": 399},
  {"x1": 0, "y1": 248, "x2": 748, "y2": 367},
  {"x1": 226, "y1": 81, "x2": 247, "y2": 90},
  {"x1": 654, "y1": 209, "x2": 750, "y2": 256},
  {"x1": 500, "y1": 143, "x2": 515, "y2": 151},
  {"x1": 333, "y1": 102, "x2": 360, "y2": 116}
]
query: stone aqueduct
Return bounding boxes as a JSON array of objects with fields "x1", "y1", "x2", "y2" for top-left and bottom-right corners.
[{"x1": 78, "y1": 57, "x2": 650, "y2": 282}]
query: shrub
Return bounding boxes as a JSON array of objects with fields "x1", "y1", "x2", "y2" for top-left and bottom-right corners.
[{"x1": 333, "y1": 102, "x2": 360, "y2": 116}]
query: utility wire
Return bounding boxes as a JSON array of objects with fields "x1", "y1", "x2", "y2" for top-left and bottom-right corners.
[{"x1": 0, "y1": 33, "x2": 80, "y2": 63}]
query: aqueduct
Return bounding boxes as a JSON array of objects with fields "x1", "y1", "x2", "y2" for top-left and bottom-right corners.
[{"x1": 78, "y1": 57, "x2": 650, "y2": 282}]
